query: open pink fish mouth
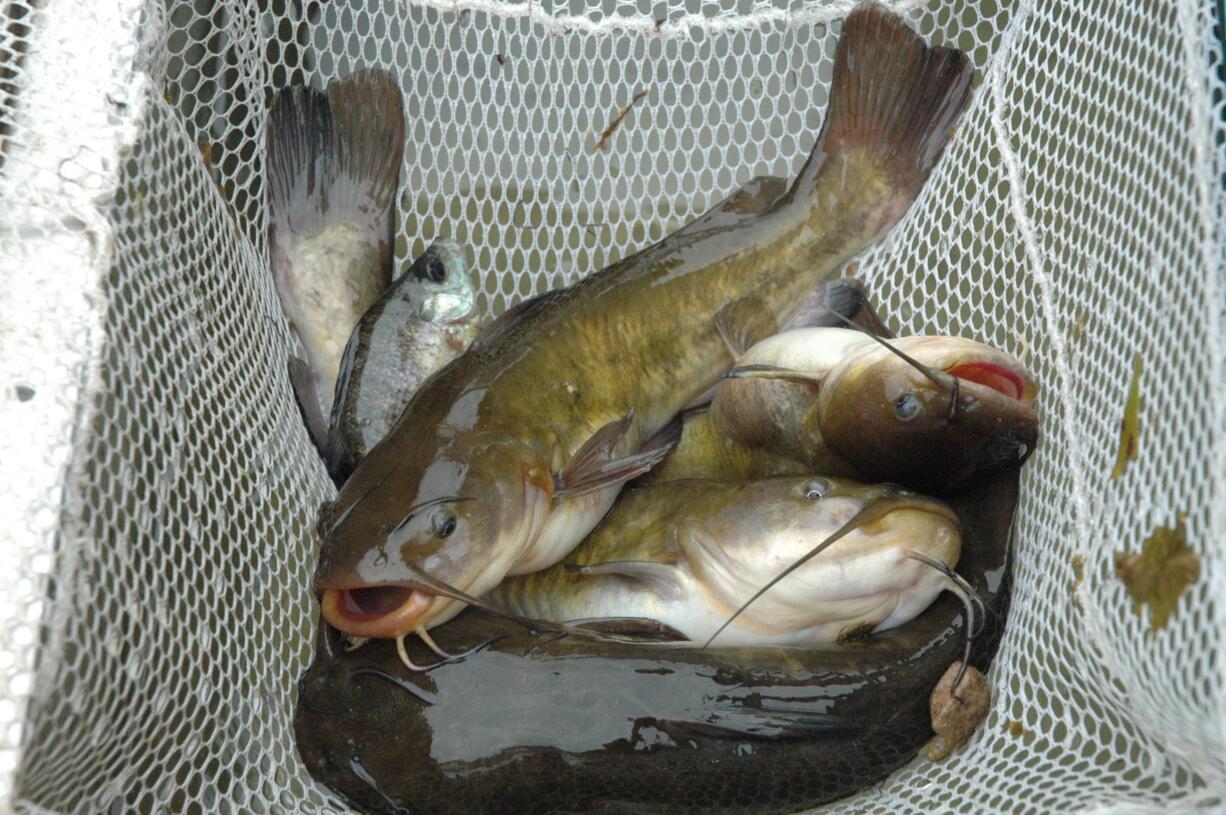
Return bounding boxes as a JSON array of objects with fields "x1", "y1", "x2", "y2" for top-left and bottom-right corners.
[
  {"x1": 320, "y1": 586, "x2": 434, "y2": 639},
  {"x1": 947, "y1": 361, "x2": 1027, "y2": 401}
]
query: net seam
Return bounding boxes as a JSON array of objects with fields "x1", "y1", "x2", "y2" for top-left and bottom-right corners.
[
  {"x1": 1172, "y1": 0, "x2": 1226, "y2": 787},
  {"x1": 1196, "y1": 0, "x2": 1226, "y2": 782},
  {"x1": 394, "y1": 0, "x2": 926, "y2": 37},
  {"x1": 986, "y1": 0, "x2": 1095, "y2": 624}
]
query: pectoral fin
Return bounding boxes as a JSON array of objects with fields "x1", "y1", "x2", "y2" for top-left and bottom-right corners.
[
  {"x1": 565, "y1": 560, "x2": 685, "y2": 600},
  {"x1": 554, "y1": 412, "x2": 680, "y2": 502},
  {"x1": 714, "y1": 296, "x2": 779, "y2": 358}
]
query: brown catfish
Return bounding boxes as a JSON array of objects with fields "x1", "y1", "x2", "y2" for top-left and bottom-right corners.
[
  {"x1": 314, "y1": 6, "x2": 975, "y2": 648},
  {"x1": 295, "y1": 471, "x2": 1019, "y2": 815},
  {"x1": 644, "y1": 329, "x2": 1039, "y2": 494},
  {"x1": 267, "y1": 70, "x2": 404, "y2": 447}
]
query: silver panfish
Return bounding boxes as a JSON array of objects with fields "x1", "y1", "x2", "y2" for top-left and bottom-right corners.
[{"x1": 325, "y1": 239, "x2": 481, "y2": 483}]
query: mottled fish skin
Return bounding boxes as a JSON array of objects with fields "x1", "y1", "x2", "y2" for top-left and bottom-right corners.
[
  {"x1": 314, "y1": 6, "x2": 975, "y2": 640},
  {"x1": 326, "y1": 239, "x2": 482, "y2": 485},
  {"x1": 485, "y1": 476, "x2": 962, "y2": 647},
  {"x1": 294, "y1": 469, "x2": 1020, "y2": 815},
  {"x1": 643, "y1": 327, "x2": 876, "y2": 484},
  {"x1": 644, "y1": 330, "x2": 1039, "y2": 496},
  {"x1": 266, "y1": 69, "x2": 405, "y2": 434}
]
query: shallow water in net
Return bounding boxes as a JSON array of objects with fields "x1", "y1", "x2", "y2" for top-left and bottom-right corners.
[{"x1": 0, "y1": 0, "x2": 1223, "y2": 812}]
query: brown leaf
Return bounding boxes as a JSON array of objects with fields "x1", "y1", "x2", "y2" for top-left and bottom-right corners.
[
  {"x1": 1111, "y1": 354, "x2": 1142, "y2": 479},
  {"x1": 1115, "y1": 515, "x2": 1199, "y2": 633}
]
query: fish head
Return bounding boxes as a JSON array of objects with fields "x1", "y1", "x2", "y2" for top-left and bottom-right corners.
[
  {"x1": 399, "y1": 237, "x2": 478, "y2": 323},
  {"x1": 685, "y1": 477, "x2": 961, "y2": 630},
  {"x1": 314, "y1": 430, "x2": 543, "y2": 639},
  {"x1": 815, "y1": 335, "x2": 1038, "y2": 494}
]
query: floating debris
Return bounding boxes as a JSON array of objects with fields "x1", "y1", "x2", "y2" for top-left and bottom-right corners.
[
  {"x1": 1114, "y1": 515, "x2": 1199, "y2": 633},
  {"x1": 594, "y1": 90, "x2": 648, "y2": 151},
  {"x1": 1004, "y1": 720, "x2": 1029, "y2": 739},
  {"x1": 1111, "y1": 354, "x2": 1142, "y2": 479}
]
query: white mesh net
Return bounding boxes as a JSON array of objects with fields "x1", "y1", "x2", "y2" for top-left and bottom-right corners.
[{"x1": 1, "y1": 0, "x2": 1223, "y2": 812}]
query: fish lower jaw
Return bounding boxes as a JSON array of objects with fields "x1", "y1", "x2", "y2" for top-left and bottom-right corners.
[{"x1": 319, "y1": 586, "x2": 434, "y2": 638}]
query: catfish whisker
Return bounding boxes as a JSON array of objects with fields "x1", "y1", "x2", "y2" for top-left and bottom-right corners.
[
  {"x1": 395, "y1": 632, "x2": 440, "y2": 672},
  {"x1": 702, "y1": 498, "x2": 896, "y2": 649},
  {"x1": 416, "y1": 626, "x2": 456, "y2": 660},
  {"x1": 905, "y1": 550, "x2": 983, "y2": 696}
]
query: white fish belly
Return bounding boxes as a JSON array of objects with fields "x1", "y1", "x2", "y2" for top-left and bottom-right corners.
[{"x1": 509, "y1": 484, "x2": 622, "y2": 576}]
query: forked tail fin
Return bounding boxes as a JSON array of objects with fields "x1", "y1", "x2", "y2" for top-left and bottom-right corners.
[
  {"x1": 265, "y1": 70, "x2": 405, "y2": 435},
  {"x1": 265, "y1": 69, "x2": 405, "y2": 275},
  {"x1": 795, "y1": 4, "x2": 973, "y2": 228}
]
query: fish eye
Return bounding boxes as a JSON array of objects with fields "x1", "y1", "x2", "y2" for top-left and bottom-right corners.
[
  {"x1": 802, "y1": 479, "x2": 830, "y2": 500},
  {"x1": 425, "y1": 257, "x2": 447, "y2": 283},
  {"x1": 432, "y1": 511, "x2": 457, "y2": 538},
  {"x1": 894, "y1": 393, "x2": 920, "y2": 421}
]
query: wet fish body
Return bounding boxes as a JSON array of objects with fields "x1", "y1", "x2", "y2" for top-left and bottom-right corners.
[
  {"x1": 644, "y1": 327, "x2": 877, "y2": 483},
  {"x1": 647, "y1": 328, "x2": 1038, "y2": 494},
  {"x1": 294, "y1": 471, "x2": 1019, "y2": 815},
  {"x1": 486, "y1": 476, "x2": 962, "y2": 647},
  {"x1": 315, "y1": 7, "x2": 976, "y2": 643},
  {"x1": 326, "y1": 239, "x2": 482, "y2": 484}
]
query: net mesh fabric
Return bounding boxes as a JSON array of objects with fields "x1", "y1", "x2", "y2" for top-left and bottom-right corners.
[{"x1": 1, "y1": 0, "x2": 1222, "y2": 812}]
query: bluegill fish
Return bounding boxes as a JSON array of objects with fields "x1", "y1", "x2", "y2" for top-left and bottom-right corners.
[
  {"x1": 325, "y1": 238, "x2": 481, "y2": 484},
  {"x1": 314, "y1": 6, "x2": 975, "y2": 650},
  {"x1": 294, "y1": 471, "x2": 1020, "y2": 815},
  {"x1": 485, "y1": 476, "x2": 964, "y2": 647},
  {"x1": 647, "y1": 328, "x2": 1038, "y2": 493},
  {"x1": 266, "y1": 69, "x2": 404, "y2": 446}
]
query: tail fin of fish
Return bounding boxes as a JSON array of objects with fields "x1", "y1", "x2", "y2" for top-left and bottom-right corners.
[
  {"x1": 265, "y1": 69, "x2": 404, "y2": 279},
  {"x1": 266, "y1": 70, "x2": 404, "y2": 442},
  {"x1": 794, "y1": 4, "x2": 972, "y2": 236}
]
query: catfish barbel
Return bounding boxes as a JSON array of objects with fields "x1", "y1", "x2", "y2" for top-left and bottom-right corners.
[{"x1": 314, "y1": 6, "x2": 975, "y2": 649}]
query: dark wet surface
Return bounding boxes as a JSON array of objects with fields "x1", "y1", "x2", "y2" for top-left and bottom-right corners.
[{"x1": 295, "y1": 472, "x2": 1018, "y2": 815}]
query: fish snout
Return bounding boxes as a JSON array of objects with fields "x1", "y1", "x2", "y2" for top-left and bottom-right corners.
[
  {"x1": 319, "y1": 585, "x2": 436, "y2": 639},
  {"x1": 875, "y1": 495, "x2": 961, "y2": 534}
]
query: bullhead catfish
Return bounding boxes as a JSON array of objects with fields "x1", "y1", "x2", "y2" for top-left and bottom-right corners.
[
  {"x1": 314, "y1": 6, "x2": 975, "y2": 650},
  {"x1": 325, "y1": 238, "x2": 481, "y2": 484},
  {"x1": 486, "y1": 476, "x2": 964, "y2": 647},
  {"x1": 266, "y1": 69, "x2": 404, "y2": 446},
  {"x1": 294, "y1": 470, "x2": 1019, "y2": 815},
  {"x1": 646, "y1": 328, "x2": 1038, "y2": 493}
]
